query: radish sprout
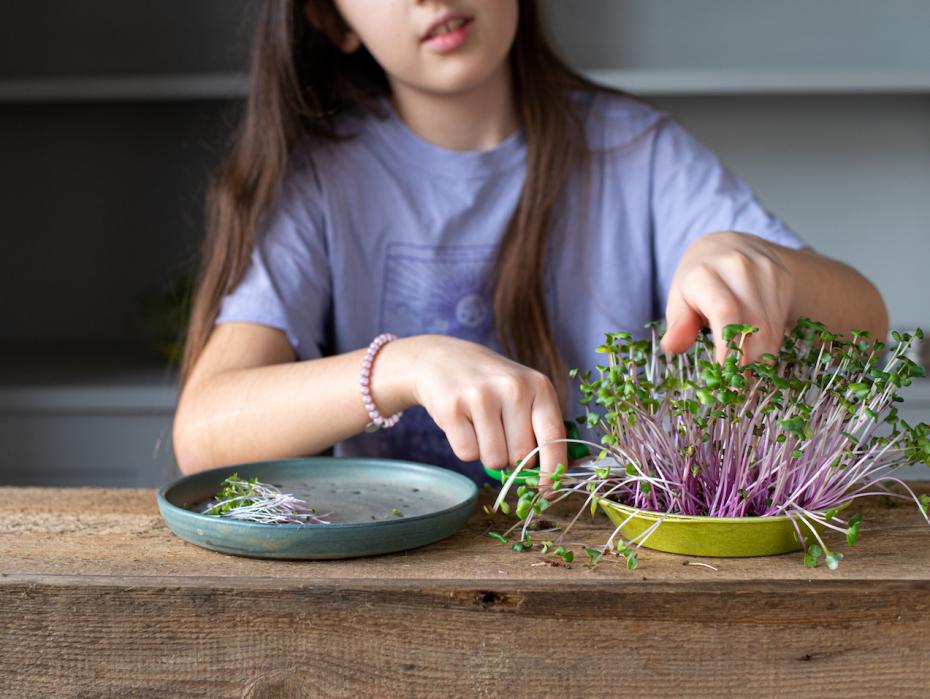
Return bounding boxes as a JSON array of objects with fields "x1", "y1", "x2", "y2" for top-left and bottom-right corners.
[{"x1": 202, "y1": 473, "x2": 331, "y2": 525}]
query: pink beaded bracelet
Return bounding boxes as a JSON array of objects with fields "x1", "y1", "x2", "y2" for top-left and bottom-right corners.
[{"x1": 360, "y1": 332, "x2": 403, "y2": 432}]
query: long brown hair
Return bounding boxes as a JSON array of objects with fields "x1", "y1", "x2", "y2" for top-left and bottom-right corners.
[{"x1": 182, "y1": 0, "x2": 627, "y2": 407}]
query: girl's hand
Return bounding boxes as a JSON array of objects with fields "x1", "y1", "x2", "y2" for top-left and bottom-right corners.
[
  {"x1": 408, "y1": 335, "x2": 567, "y2": 488},
  {"x1": 660, "y1": 231, "x2": 795, "y2": 363}
]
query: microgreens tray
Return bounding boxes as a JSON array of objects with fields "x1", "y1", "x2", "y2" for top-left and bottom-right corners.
[
  {"x1": 482, "y1": 321, "x2": 930, "y2": 569},
  {"x1": 157, "y1": 457, "x2": 478, "y2": 559},
  {"x1": 597, "y1": 497, "x2": 852, "y2": 557}
]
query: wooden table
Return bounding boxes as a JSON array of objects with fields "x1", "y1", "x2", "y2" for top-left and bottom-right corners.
[{"x1": 2, "y1": 484, "x2": 929, "y2": 698}]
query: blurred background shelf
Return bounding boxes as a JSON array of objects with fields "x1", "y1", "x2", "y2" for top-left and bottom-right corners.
[
  {"x1": 0, "y1": 346, "x2": 179, "y2": 487},
  {"x1": 0, "y1": 74, "x2": 250, "y2": 103},
  {"x1": 586, "y1": 69, "x2": 930, "y2": 96},
  {"x1": 0, "y1": 345, "x2": 177, "y2": 412},
  {"x1": 5, "y1": 69, "x2": 930, "y2": 103}
]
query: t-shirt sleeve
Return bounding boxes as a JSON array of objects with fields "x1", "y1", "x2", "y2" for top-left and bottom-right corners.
[
  {"x1": 650, "y1": 116, "x2": 809, "y2": 313},
  {"x1": 214, "y1": 166, "x2": 331, "y2": 360}
]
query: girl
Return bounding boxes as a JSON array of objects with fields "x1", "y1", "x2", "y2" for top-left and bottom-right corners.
[{"x1": 173, "y1": 0, "x2": 887, "y2": 486}]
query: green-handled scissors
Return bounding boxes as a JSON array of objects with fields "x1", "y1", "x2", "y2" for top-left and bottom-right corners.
[{"x1": 483, "y1": 420, "x2": 589, "y2": 484}]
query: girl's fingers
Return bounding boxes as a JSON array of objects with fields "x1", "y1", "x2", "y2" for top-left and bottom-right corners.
[
  {"x1": 742, "y1": 276, "x2": 782, "y2": 362},
  {"x1": 434, "y1": 399, "x2": 480, "y2": 463},
  {"x1": 711, "y1": 253, "x2": 785, "y2": 363},
  {"x1": 468, "y1": 392, "x2": 510, "y2": 471},
  {"x1": 662, "y1": 233, "x2": 796, "y2": 363},
  {"x1": 679, "y1": 261, "x2": 785, "y2": 365},
  {"x1": 530, "y1": 381, "x2": 567, "y2": 492},
  {"x1": 750, "y1": 256, "x2": 791, "y2": 360},
  {"x1": 500, "y1": 387, "x2": 539, "y2": 472},
  {"x1": 446, "y1": 423, "x2": 480, "y2": 463},
  {"x1": 679, "y1": 265, "x2": 745, "y2": 363},
  {"x1": 661, "y1": 285, "x2": 705, "y2": 355},
  {"x1": 420, "y1": 340, "x2": 569, "y2": 494}
]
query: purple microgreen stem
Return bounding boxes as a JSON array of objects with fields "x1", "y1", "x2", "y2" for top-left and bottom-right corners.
[{"x1": 202, "y1": 474, "x2": 331, "y2": 525}]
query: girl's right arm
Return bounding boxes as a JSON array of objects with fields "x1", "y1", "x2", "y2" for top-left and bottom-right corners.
[{"x1": 172, "y1": 322, "x2": 567, "y2": 478}]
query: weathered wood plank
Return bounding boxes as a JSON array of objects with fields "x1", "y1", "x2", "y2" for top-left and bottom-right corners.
[
  {"x1": 2, "y1": 484, "x2": 930, "y2": 582},
  {"x1": 1, "y1": 484, "x2": 929, "y2": 697},
  {"x1": 1, "y1": 580, "x2": 929, "y2": 697}
]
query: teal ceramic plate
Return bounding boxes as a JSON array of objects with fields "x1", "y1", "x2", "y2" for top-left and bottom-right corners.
[{"x1": 157, "y1": 457, "x2": 478, "y2": 559}]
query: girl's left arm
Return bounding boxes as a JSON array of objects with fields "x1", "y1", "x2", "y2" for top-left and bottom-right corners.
[{"x1": 660, "y1": 231, "x2": 889, "y2": 363}]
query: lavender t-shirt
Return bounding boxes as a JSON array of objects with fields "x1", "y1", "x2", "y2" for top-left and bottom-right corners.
[{"x1": 215, "y1": 91, "x2": 807, "y2": 483}]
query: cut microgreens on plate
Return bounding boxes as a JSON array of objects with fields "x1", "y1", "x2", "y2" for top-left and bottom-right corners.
[
  {"x1": 487, "y1": 318, "x2": 930, "y2": 570},
  {"x1": 201, "y1": 473, "x2": 331, "y2": 525}
]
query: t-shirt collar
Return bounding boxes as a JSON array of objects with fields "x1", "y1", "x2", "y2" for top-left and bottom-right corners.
[{"x1": 366, "y1": 95, "x2": 527, "y2": 179}]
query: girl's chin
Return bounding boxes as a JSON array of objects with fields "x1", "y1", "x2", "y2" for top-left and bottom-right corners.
[{"x1": 417, "y1": 58, "x2": 507, "y2": 95}]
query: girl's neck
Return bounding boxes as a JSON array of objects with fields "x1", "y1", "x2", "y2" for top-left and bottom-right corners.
[{"x1": 388, "y1": 61, "x2": 519, "y2": 152}]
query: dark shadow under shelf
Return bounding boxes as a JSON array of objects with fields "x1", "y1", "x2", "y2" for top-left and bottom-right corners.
[{"x1": 0, "y1": 343, "x2": 178, "y2": 413}]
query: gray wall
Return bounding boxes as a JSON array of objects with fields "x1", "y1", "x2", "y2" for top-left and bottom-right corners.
[
  {"x1": 542, "y1": 0, "x2": 930, "y2": 71},
  {"x1": 0, "y1": 101, "x2": 234, "y2": 343},
  {"x1": 1, "y1": 1, "x2": 928, "y2": 484},
  {"x1": 542, "y1": 0, "x2": 930, "y2": 329},
  {"x1": 649, "y1": 94, "x2": 930, "y2": 329}
]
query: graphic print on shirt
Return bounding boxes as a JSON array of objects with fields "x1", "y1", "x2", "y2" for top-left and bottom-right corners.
[
  {"x1": 375, "y1": 243, "x2": 499, "y2": 479},
  {"x1": 378, "y1": 242, "x2": 498, "y2": 343}
]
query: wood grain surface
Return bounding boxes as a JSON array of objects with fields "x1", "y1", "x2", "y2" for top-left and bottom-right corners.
[{"x1": 2, "y1": 483, "x2": 929, "y2": 697}]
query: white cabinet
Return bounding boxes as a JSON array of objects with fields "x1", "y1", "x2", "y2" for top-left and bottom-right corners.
[{"x1": 0, "y1": 349, "x2": 178, "y2": 486}]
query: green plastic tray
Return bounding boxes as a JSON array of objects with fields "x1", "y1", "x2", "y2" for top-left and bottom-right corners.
[
  {"x1": 599, "y1": 498, "x2": 851, "y2": 557},
  {"x1": 157, "y1": 457, "x2": 478, "y2": 559}
]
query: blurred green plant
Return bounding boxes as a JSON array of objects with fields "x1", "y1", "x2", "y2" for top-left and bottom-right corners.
[{"x1": 139, "y1": 271, "x2": 194, "y2": 366}]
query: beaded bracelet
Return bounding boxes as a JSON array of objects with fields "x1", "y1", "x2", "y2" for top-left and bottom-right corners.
[{"x1": 360, "y1": 332, "x2": 403, "y2": 432}]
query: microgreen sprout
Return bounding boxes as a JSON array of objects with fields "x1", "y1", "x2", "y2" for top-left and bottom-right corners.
[
  {"x1": 682, "y1": 560, "x2": 718, "y2": 571},
  {"x1": 583, "y1": 547, "x2": 604, "y2": 567},
  {"x1": 615, "y1": 539, "x2": 639, "y2": 569},
  {"x1": 201, "y1": 474, "x2": 331, "y2": 525},
  {"x1": 490, "y1": 319, "x2": 930, "y2": 570},
  {"x1": 803, "y1": 544, "x2": 823, "y2": 568}
]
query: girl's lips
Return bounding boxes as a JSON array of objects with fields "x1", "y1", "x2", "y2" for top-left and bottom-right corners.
[{"x1": 421, "y1": 17, "x2": 473, "y2": 53}]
